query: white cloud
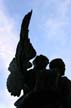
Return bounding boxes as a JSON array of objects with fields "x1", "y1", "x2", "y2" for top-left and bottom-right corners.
[
  {"x1": 0, "y1": 1, "x2": 19, "y2": 108},
  {"x1": 0, "y1": 89, "x2": 18, "y2": 108},
  {"x1": 0, "y1": 3, "x2": 18, "y2": 68}
]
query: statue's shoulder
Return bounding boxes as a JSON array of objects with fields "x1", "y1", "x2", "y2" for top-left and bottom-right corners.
[{"x1": 59, "y1": 76, "x2": 71, "y2": 85}]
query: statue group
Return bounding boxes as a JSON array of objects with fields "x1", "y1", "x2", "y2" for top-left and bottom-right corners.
[{"x1": 6, "y1": 10, "x2": 71, "y2": 108}]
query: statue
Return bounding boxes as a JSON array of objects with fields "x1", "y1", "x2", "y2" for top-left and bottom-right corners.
[
  {"x1": 6, "y1": 10, "x2": 71, "y2": 108},
  {"x1": 7, "y1": 10, "x2": 36, "y2": 97}
]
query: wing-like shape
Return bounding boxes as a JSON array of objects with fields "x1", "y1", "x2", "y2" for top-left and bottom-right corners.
[
  {"x1": 15, "y1": 10, "x2": 36, "y2": 73},
  {"x1": 16, "y1": 10, "x2": 36, "y2": 63},
  {"x1": 7, "y1": 10, "x2": 37, "y2": 97},
  {"x1": 20, "y1": 10, "x2": 32, "y2": 36}
]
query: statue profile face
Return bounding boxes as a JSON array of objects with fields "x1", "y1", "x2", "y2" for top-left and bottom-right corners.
[
  {"x1": 33, "y1": 55, "x2": 49, "y2": 69},
  {"x1": 49, "y1": 58, "x2": 65, "y2": 76}
]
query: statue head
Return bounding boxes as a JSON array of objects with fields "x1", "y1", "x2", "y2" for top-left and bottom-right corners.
[
  {"x1": 49, "y1": 58, "x2": 65, "y2": 76},
  {"x1": 33, "y1": 55, "x2": 49, "y2": 69}
]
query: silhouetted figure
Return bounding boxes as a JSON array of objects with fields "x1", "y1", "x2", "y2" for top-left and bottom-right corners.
[
  {"x1": 25, "y1": 55, "x2": 49, "y2": 92},
  {"x1": 15, "y1": 57, "x2": 68, "y2": 108},
  {"x1": 48, "y1": 58, "x2": 65, "y2": 90},
  {"x1": 14, "y1": 54, "x2": 49, "y2": 108},
  {"x1": 49, "y1": 58, "x2": 65, "y2": 76},
  {"x1": 6, "y1": 10, "x2": 71, "y2": 108},
  {"x1": 7, "y1": 10, "x2": 36, "y2": 97},
  {"x1": 49, "y1": 58, "x2": 71, "y2": 108}
]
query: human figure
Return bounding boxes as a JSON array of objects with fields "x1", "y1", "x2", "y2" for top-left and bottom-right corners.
[
  {"x1": 17, "y1": 58, "x2": 68, "y2": 108},
  {"x1": 29, "y1": 55, "x2": 49, "y2": 92},
  {"x1": 49, "y1": 58, "x2": 71, "y2": 108},
  {"x1": 15, "y1": 57, "x2": 67, "y2": 108},
  {"x1": 49, "y1": 58, "x2": 65, "y2": 90},
  {"x1": 14, "y1": 54, "x2": 49, "y2": 107},
  {"x1": 22, "y1": 55, "x2": 49, "y2": 93}
]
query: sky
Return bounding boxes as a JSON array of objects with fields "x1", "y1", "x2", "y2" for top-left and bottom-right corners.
[{"x1": 0, "y1": 0, "x2": 71, "y2": 108}]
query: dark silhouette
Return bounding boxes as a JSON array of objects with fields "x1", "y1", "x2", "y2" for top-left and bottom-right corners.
[
  {"x1": 14, "y1": 54, "x2": 49, "y2": 107},
  {"x1": 7, "y1": 10, "x2": 36, "y2": 97},
  {"x1": 49, "y1": 58, "x2": 71, "y2": 108},
  {"x1": 6, "y1": 10, "x2": 71, "y2": 108},
  {"x1": 48, "y1": 58, "x2": 65, "y2": 90},
  {"x1": 14, "y1": 58, "x2": 71, "y2": 108}
]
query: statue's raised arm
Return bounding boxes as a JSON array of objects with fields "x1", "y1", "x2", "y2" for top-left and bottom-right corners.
[{"x1": 7, "y1": 10, "x2": 36, "y2": 97}]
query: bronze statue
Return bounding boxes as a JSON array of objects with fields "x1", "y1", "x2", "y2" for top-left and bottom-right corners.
[
  {"x1": 6, "y1": 10, "x2": 71, "y2": 108},
  {"x1": 7, "y1": 10, "x2": 36, "y2": 97}
]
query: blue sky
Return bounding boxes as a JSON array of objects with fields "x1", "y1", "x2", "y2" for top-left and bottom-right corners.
[{"x1": 0, "y1": 0, "x2": 71, "y2": 107}]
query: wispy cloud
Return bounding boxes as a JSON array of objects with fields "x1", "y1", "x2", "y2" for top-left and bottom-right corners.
[
  {"x1": 0, "y1": 2, "x2": 18, "y2": 68},
  {"x1": 0, "y1": 1, "x2": 18, "y2": 108}
]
